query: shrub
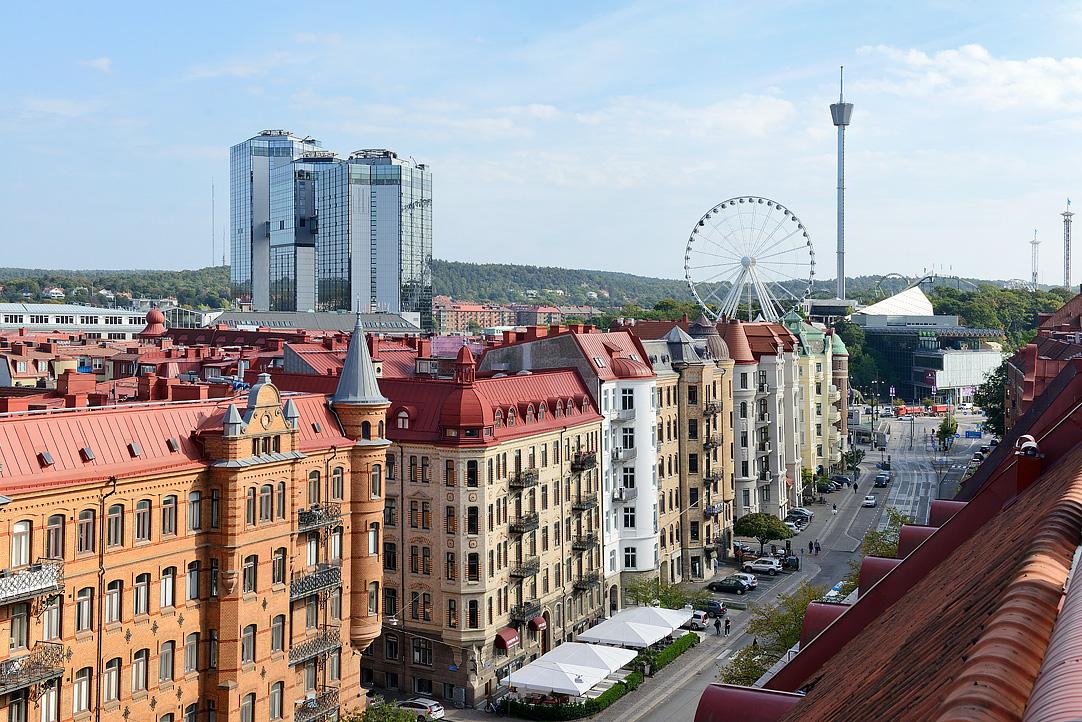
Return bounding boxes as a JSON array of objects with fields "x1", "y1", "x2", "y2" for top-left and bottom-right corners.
[
  {"x1": 654, "y1": 632, "x2": 699, "y2": 670},
  {"x1": 505, "y1": 671, "x2": 645, "y2": 720}
]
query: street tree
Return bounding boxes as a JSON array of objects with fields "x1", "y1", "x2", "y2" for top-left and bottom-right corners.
[
  {"x1": 720, "y1": 581, "x2": 825, "y2": 684},
  {"x1": 973, "y1": 361, "x2": 1007, "y2": 436},
  {"x1": 839, "y1": 507, "x2": 912, "y2": 595},
  {"x1": 341, "y1": 702, "x2": 415, "y2": 722},
  {"x1": 623, "y1": 576, "x2": 707, "y2": 610},
  {"x1": 936, "y1": 416, "x2": 958, "y2": 451},
  {"x1": 732, "y1": 513, "x2": 793, "y2": 555}
]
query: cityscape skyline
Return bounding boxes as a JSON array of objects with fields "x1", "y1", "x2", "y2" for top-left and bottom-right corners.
[{"x1": 5, "y1": 2, "x2": 1082, "y2": 282}]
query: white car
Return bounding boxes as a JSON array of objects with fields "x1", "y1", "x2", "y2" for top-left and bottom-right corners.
[
  {"x1": 743, "y1": 557, "x2": 783, "y2": 576},
  {"x1": 397, "y1": 698, "x2": 446, "y2": 721},
  {"x1": 862, "y1": 495, "x2": 878, "y2": 508},
  {"x1": 731, "y1": 572, "x2": 758, "y2": 589},
  {"x1": 784, "y1": 520, "x2": 800, "y2": 533},
  {"x1": 684, "y1": 610, "x2": 710, "y2": 630}
]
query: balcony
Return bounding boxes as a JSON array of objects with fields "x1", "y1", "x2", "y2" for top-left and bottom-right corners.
[
  {"x1": 509, "y1": 468, "x2": 540, "y2": 490},
  {"x1": 290, "y1": 564, "x2": 342, "y2": 600},
  {"x1": 704, "y1": 401, "x2": 724, "y2": 416},
  {"x1": 294, "y1": 687, "x2": 340, "y2": 722},
  {"x1": 289, "y1": 628, "x2": 342, "y2": 666},
  {"x1": 611, "y1": 408, "x2": 635, "y2": 422},
  {"x1": 0, "y1": 642, "x2": 65, "y2": 696},
  {"x1": 572, "y1": 493, "x2": 598, "y2": 512},
  {"x1": 0, "y1": 559, "x2": 63, "y2": 606},
  {"x1": 829, "y1": 387, "x2": 841, "y2": 403},
  {"x1": 297, "y1": 503, "x2": 342, "y2": 534},
  {"x1": 755, "y1": 412, "x2": 770, "y2": 426},
  {"x1": 573, "y1": 571, "x2": 602, "y2": 592},
  {"x1": 571, "y1": 451, "x2": 597, "y2": 473},
  {"x1": 703, "y1": 471, "x2": 723, "y2": 485},
  {"x1": 509, "y1": 512, "x2": 540, "y2": 534},
  {"x1": 611, "y1": 447, "x2": 637, "y2": 463},
  {"x1": 703, "y1": 433, "x2": 723, "y2": 450},
  {"x1": 509, "y1": 557, "x2": 541, "y2": 578},
  {"x1": 510, "y1": 600, "x2": 542, "y2": 624},
  {"x1": 571, "y1": 533, "x2": 599, "y2": 551},
  {"x1": 757, "y1": 441, "x2": 772, "y2": 455},
  {"x1": 756, "y1": 382, "x2": 769, "y2": 397},
  {"x1": 704, "y1": 503, "x2": 724, "y2": 517},
  {"x1": 612, "y1": 486, "x2": 638, "y2": 503}
]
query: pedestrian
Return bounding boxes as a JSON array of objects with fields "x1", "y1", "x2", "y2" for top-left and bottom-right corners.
[
  {"x1": 714, "y1": 617, "x2": 722, "y2": 636},
  {"x1": 724, "y1": 618, "x2": 731, "y2": 636},
  {"x1": 808, "y1": 540, "x2": 813, "y2": 554},
  {"x1": 832, "y1": 503, "x2": 838, "y2": 516},
  {"x1": 815, "y1": 541, "x2": 821, "y2": 555}
]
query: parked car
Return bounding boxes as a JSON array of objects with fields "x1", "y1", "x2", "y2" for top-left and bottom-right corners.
[
  {"x1": 874, "y1": 472, "x2": 890, "y2": 488},
  {"x1": 731, "y1": 572, "x2": 758, "y2": 588},
  {"x1": 694, "y1": 599, "x2": 728, "y2": 616},
  {"x1": 979, "y1": 445, "x2": 991, "y2": 454},
  {"x1": 790, "y1": 507, "x2": 814, "y2": 520},
  {"x1": 829, "y1": 474, "x2": 850, "y2": 485},
  {"x1": 990, "y1": 438, "x2": 1000, "y2": 447},
  {"x1": 397, "y1": 698, "x2": 446, "y2": 721},
  {"x1": 705, "y1": 577, "x2": 751, "y2": 596},
  {"x1": 684, "y1": 610, "x2": 710, "y2": 630},
  {"x1": 743, "y1": 557, "x2": 783, "y2": 576},
  {"x1": 783, "y1": 520, "x2": 801, "y2": 533},
  {"x1": 862, "y1": 495, "x2": 878, "y2": 508},
  {"x1": 784, "y1": 514, "x2": 808, "y2": 527},
  {"x1": 972, "y1": 452, "x2": 985, "y2": 463}
]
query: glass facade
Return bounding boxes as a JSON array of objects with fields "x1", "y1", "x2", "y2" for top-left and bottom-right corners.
[{"x1": 230, "y1": 131, "x2": 320, "y2": 309}]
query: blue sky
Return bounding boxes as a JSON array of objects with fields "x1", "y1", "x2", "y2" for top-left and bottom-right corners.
[{"x1": 4, "y1": 1, "x2": 1082, "y2": 285}]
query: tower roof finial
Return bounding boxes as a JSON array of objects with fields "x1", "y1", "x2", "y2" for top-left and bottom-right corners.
[{"x1": 332, "y1": 315, "x2": 388, "y2": 406}]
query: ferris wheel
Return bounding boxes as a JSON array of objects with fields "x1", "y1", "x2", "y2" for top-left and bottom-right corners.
[{"x1": 684, "y1": 196, "x2": 816, "y2": 322}]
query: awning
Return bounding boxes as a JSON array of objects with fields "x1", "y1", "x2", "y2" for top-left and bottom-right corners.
[
  {"x1": 529, "y1": 616, "x2": 547, "y2": 631},
  {"x1": 495, "y1": 627, "x2": 520, "y2": 650}
]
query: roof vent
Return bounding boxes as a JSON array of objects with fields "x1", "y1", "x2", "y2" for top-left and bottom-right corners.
[
  {"x1": 1015, "y1": 434, "x2": 1040, "y2": 457},
  {"x1": 79, "y1": 447, "x2": 95, "y2": 462},
  {"x1": 37, "y1": 451, "x2": 54, "y2": 467},
  {"x1": 311, "y1": 422, "x2": 322, "y2": 433},
  {"x1": 166, "y1": 438, "x2": 180, "y2": 453},
  {"x1": 128, "y1": 442, "x2": 142, "y2": 458}
]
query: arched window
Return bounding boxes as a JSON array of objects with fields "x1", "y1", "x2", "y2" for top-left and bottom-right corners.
[
  {"x1": 187, "y1": 561, "x2": 200, "y2": 600},
  {"x1": 507, "y1": 408, "x2": 517, "y2": 426},
  {"x1": 161, "y1": 495, "x2": 177, "y2": 536},
  {"x1": 582, "y1": 399, "x2": 589, "y2": 413},
  {"x1": 396, "y1": 411, "x2": 410, "y2": 429},
  {"x1": 77, "y1": 509, "x2": 95, "y2": 553},
  {"x1": 371, "y1": 464, "x2": 382, "y2": 499},
  {"x1": 368, "y1": 523, "x2": 379, "y2": 555},
  {"x1": 259, "y1": 485, "x2": 273, "y2": 522},
  {"x1": 11, "y1": 520, "x2": 30, "y2": 567},
  {"x1": 245, "y1": 488, "x2": 256, "y2": 526},
  {"x1": 740, "y1": 401, "x2": 747, "y2": 418},
  {"x1": 331, "y1": 467, "x2": 344, "y2": 500},
  {"x1": 368, "y1": 582, "x2": 379, "y2": 616},
  {"x1": 242, "y1": 555, "x2": 258, "y2": 593},
  {"x1": 161, "y1": 567, "x2": 176, "y2": 608},
  {"x1": 307, "y1": 471, "x2": 321, "y2": 505},
  {"x1": 361, "y1": 420, "x2": 371, "y2": 440},
  {"x1": 240, "y1": 692, "x2": 255, "y2": 722},
  {"x1": 132, "y1": 648, "x2": 149, "y2": 692},
  {"x1": 241, "y1": 624, "x2": 256, "y2": 663},
  {"x1": 269, "y1": 681, "x2": 284, "y2": 720},
  {"x1": 271, "y1": 614, "x2": 285, "y2": 652},
  {"x1": 538, "y1": 404, "x2": 546, "y2": 420},
  {"x1": 526, "y1": 404, "x2": 535, "y2": 423},
  {"x1": 555, "y1": 400, "x2": 563, "y2": 417},
  {"x1": 272, "y1": 547, "x2": 286, "y2": 584},
  {"x1": 494, "y1": 409, "x2": 503, "y2": 428},
  {"x1": 184, "y1": 704, "x2": 198, "y2": 722},
  {"x1": 46, "y1": 514, "x2": 64, "y2": 559},
  {"x1": 378, "y1": 420, "x2": 385, "y2": 437}
]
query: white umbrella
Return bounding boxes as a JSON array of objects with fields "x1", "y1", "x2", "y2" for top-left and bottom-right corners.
[
  {"x1": 542, "y1": 642, "x2": 637, "y2": 672},
  {"x1": 577, "y1": 620, "x2": 672, "y2": 648},
  {"x1": 614, "y1": 606, "x2": 693, "y2": 632},
  {"x1": 509, "y1": 660, "x2": 605, "y2": 696}
]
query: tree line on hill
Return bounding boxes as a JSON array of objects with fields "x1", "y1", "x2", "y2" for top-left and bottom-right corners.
[{"x1": 0, "y1": 266, "x2": 231, "y2": 309}]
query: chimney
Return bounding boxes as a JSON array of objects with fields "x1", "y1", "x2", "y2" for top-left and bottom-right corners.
[
  {"x1": 137, "y1": 373, "x2": 157, "y2": 401},
  {"x1": 1013, "y1": 436, "x2": 1043, "y2": 495},
  {"x1": 88, "y1": 392, "x2": 109, "y2": 407},
  {"x1": 368, "y1": 334, "x2": 381, "y2": 360},
  {"x1": 417, "y1": 338, "x2": 431, "y2": 358}
]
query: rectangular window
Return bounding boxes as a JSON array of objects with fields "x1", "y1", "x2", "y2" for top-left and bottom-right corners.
[
  {"x1": 624, "y1": 547, "x2": 637, "y2": 568},
  {"x1": 412, "y1": 637, "x2": 433, "y2": 666},
  {"x1": 160, "y1": 641, "x2": 175, "y2": 682},
  {"x1": 621, "y1": 389, "x2": 634, "y2": 411}
]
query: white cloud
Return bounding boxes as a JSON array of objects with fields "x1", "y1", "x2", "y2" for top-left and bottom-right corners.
[
  {"x1": 21, "y1": 97, "x2": 99, "y2": 118},
  {"x1": 858, "y1": 43, "x2": 1082, "y2": 112},
  {"x1": 80, "y1": 57, "x2": 112, "y2": 73},
  {"x1": 185, "y1": 52, "x2": 294, "y2": 79}
]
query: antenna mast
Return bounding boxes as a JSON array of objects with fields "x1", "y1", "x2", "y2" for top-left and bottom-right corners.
[
  {"x1": 1031, "y1": 229, "x2": 1041, "y2": 292},
  {"x1": 1063, "y1": 199, "x2": 1074, "y2": 289},
  {"x1": 829, "y1": 66, "x2": 854, "y2": 299}
]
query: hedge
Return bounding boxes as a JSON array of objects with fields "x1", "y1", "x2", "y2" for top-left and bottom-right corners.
[
  {"x1": 506, "y1": 671, "x2": 644, "y2": 720},
  {"x1": 654, "y1": 631, "x2": 699, "y2": 670}
]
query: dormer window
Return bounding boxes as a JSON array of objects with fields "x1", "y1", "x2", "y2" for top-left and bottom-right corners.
[
  {"x1": 494, "y1": 410, "x2": 503, "y2": 429},
  {"x1": 507, "y1": 408, "x2": 517, "y2": 427},
  {"x1": 38, "y1": 451, "x2": 54, "y2": 467},
  {"x1": 396, "y1": 411, "x2": 410, "y2": 430},
  {"x1": 537, "y1": 404, "x2": 546, "y2": 421}
]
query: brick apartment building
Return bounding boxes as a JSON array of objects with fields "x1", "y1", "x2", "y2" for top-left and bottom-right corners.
[{"x1": 0, "y1": 321, "x2": 388, "y2": 722}]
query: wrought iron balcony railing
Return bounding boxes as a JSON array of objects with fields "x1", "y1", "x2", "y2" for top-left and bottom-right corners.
[
  {"x1": 571, "y1": 533, "x2": 599, "y2": 552},
  {"x1": 294, "y1": 687, "x2": 340, "y2": 722},
  {"x1": 509, "y1": 468, "x2": 539, "y2": 490},
  {"x1": 0, "y1": 558, "x2": 63, "y2": 606},
  {"x1": 509, "y1": 557, "x2": 540, "y2": 578},
  {"x1": 573, "y1": 571, "x2": 601, "y2": 591},
  {"x1": 509, "y1": 513, "x2": 540, "y2": 534},
  {"x1": 297, "y1": 503, "x2": 342, "y2": 534},
  {"x1": 510, "y1": 600, "x2": 542, "y2": 624},
  {"x1": 703, "y1": 471, "x2": 723, "y2": 485},
  {"x1": 572, "y1": 494, "x2": 598, "y2": 512},
  {"x1": 703, "y1": 503, "x2": 724, "y2": 517},
  {"x1": 703, "y1": 433, "x2": 723, "y2": 450},
  {"x1": 0, "y1": 642, "x2": 65, "y2": 696},
  {"x1": 290, "y1": 564, "x2": 342, "y2": 600},
  {"x1": 289, "y1": 628, "x2": 342, "y2": 666},
  {"x1": 571, "y1": 451, "x2": 597, "y2": 473},
  {"x1": 704, "y1": 401, "x2": 724, "y2": 415}
]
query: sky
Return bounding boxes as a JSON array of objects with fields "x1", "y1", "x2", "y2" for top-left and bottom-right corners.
[{"x1": 4, "y1": 1, "x2": 1082, "y2": 285}]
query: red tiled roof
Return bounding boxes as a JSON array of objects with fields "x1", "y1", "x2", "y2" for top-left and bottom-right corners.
[{"x1": 567, "y1": 330, "x2": 655, "y2": 381}]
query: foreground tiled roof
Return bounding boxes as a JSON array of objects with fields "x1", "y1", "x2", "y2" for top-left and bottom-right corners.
[{"x1": 773, "y1": 444, "x2": 1082, "y2": 721}]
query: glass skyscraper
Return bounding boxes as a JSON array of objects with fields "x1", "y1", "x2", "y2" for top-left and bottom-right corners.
[{"x1": 230, "y1": 130, "x2": 321, "y2": 310}]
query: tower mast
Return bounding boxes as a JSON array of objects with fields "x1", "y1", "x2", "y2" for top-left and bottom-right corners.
[
  {"x1": 1063, "y1": 199, "x2": 1074, "y2": 288},
  {"x1": 830, "y1": 66, "x2": 854, "y2": 299},
  {"x1": 1031, "y1": 229, "x2": 1041, "y2": 292}
]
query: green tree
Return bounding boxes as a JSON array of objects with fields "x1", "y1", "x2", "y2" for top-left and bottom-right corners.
[
  {"x1": 623, "y1": 576, "x2": 707, "y2": 609},
  {"x1": 839, "y1": 507, "x2": 912, "y2": 594},
  {"x1": 732, "y1": 513, "x2": 792, "y2": 555},
  {"x1": 974, "y1": 361, "x2": 1006, "y2": 435},
  {"x1": 842, "y1": 448, "x2": 865, "y2": 472},
  {"x1": 341, "y1": 702, "x2": 415, "y2": 722},
  {"x1": 936, "y1": 416, "x2": 958, "y2": 451},
  {"x1": 720, "y1": 581, "x2": 825, "y2": 684}
]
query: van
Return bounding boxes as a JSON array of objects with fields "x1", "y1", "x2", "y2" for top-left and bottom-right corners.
[{"x1": 684, "y1": 610, "x2": 710, "y2": 631}]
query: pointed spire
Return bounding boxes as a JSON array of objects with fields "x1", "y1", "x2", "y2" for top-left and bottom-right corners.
[
  {"x1": 223, "y1": 403, "x2": 243, "y2": 436},
  {"x1": 332, "y1": 313, "x2": 388, "y2": 406},
  {"x1": 283, "y1": 398, "x2": 300, "y2": 429}
]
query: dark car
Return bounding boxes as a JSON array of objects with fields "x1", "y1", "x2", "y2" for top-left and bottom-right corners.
[
  {"x1": 780, "y1": 555, "x2": 800, "y2": 571},
  {"x1": 979, "y1": 445, "x2": 991, "y2": 454},
  {"x1": 695, "y1": 598, "x2": 730, "y2": 616},
  {"x1": 705, "y1": 577, "x2": 752, "y2": 596},
  {"x1": 829, "y1": 474, "x2": 850, "y2": 485}
]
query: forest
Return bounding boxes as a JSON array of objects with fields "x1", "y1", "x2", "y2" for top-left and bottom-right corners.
[{"x1": 0, "y1": 266, "x2": 231, "y2": 309}]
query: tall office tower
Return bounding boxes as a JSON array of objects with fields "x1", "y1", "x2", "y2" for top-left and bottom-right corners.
[
  {"x1": 230, "y1": 130, "x2": 321, "y2": 310},
  {"x1": 315, "y1": 150, "x2": 433, "y2": 328},
  {"x1": 269, "y1": 151, "x2": 337, "y2": 311}
]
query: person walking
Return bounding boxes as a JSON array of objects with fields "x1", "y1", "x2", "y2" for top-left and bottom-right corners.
[
  {"x1": 724, "y1": 617, "x2": 731, "y2": 636},
  {"x1": 714, "y1": 617, "x2": 722, "y2": 636},
  {"x1": 808, "y1": 540, "x2": 813, "y2": 554},
  {"x1": 832, "y1": 503, "x2": 838, "y2": 516},
  {"x1": 815, "y1": 540, "x2": 822, "y2": 555}
]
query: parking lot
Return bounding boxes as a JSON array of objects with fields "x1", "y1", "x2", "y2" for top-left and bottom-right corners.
[{"x1": 702, "y1": 562, "x2": 799, "y2": 604}]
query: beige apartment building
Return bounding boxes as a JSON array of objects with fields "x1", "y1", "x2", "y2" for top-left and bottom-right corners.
[{"x1": 364, "y1": 347, "x2": 606, "y2": 706}]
